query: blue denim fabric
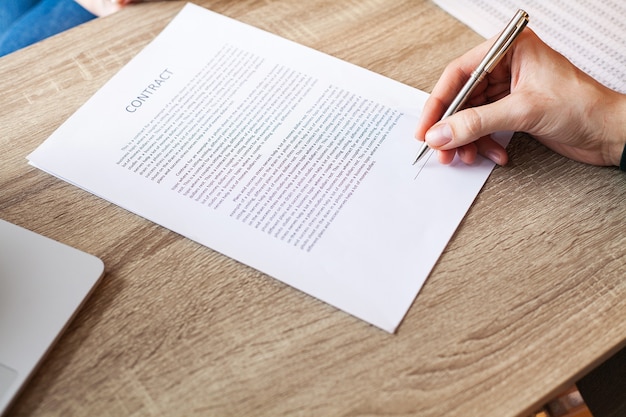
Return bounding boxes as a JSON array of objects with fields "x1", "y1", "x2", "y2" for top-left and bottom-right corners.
[{"x1": 0, "y1": 0, "x2": 96, "y2": 57}]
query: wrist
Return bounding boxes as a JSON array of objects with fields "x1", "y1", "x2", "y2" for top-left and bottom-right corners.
[
  {"x1": 609, "y1": 93, "x2": 626, "y2": 168},
  {"x1": 594, "y1": 89, "x2": 626, "y2": 167}
]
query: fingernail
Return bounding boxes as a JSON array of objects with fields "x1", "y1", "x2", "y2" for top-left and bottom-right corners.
[
  {"x1": 425, "y1": 123, "x2": 452, "y2": 147},
  {"x1": 485, "y1": 150, "x2": 502, "y2": 165}
]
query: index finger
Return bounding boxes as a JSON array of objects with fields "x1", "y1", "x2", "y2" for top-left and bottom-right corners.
[{"x1": 415, "y1": 36, "x2": 500, "y2": 140}]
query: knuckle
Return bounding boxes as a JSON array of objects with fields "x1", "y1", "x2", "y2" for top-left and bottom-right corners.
[{"x1": 462, "y1": 107, "x2": 484, "y2": 139}]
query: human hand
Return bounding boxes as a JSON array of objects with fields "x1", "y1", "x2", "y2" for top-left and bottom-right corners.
[
  {"x1": 76, "y1": 0, "x2": 165, "y2": 17},
  {"x1": 74, "y1": 0, "x2": 125, "y2": 16},
  {"x1": 415, "y1": 28, "x2": 626, "y2": 167}
]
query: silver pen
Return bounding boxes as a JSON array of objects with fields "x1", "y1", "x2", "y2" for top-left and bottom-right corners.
[{"x1": 413, "y1": 9, "x2": 529, "y2": 164}]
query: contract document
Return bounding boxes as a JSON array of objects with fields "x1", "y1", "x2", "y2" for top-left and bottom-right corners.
[{"x1": 28, "y1": 3, "x2": 503, "y2": 333}]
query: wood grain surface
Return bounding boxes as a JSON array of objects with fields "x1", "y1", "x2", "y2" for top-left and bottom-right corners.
[{"x1": 1, "y1": 1, "x2": 624, "y2": 416}]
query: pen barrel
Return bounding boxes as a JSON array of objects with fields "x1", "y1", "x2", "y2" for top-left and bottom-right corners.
[
  {"x1": 441, "y1": 73, "x2": 483, "y2": 119},
  {"x1": 480, "y1": 10, "x2": 529, "y2": 73}
]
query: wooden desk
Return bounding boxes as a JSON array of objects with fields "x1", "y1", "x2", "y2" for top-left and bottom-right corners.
[{"x1": 1, "y1": 1, "x2": 624, "y2": 416}]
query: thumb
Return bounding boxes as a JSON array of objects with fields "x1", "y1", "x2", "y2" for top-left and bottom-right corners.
[{"x1": 424, "y1": 96, "x2": 521, "y2": 150}]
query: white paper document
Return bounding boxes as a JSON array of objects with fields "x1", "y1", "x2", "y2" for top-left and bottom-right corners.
[
  {"x1": 28, "y1": 3, "x2": 502, "y2": 332},
  {"x1": 433, "y1": 0, "x2": 626, "y2": 94}
]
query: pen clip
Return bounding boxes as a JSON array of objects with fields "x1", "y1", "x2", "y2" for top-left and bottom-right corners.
[{"x1": 479, "y1": 9, "x2": 529, "y2": 76}]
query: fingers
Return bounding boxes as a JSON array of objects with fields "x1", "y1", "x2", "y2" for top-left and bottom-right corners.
[
  {"x1": 434, "y1": 136, "x2": 508, "y2": 166},
  {"x1": 415, "y1": 30, "x2": 541, "y2": 166},
  {"x1": 456, "y1": 142, "x2": 477, "y2": 164},
  {"x1": 475, "y1": 136, "x2": 508, "y2": 165},
  {"x1": 415, "y1": 94, "x2": 447, "y2": 141},
  {"x1": 427, "y1": 93, "x2": 522, "y2": 145},
  {"x1": 415, "y1": 35, "x2": 504, "y2": 136},
  {"x1": 419, "y1": 93, "x2": 514, "y2": 166},
  {"x1": 430, "y1": 37, "x2": 502, "y2": 102}
]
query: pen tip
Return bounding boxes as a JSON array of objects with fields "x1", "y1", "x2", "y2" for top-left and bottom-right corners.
[{"x1": 412, "y1": 143, "x2": 429, "y2": 165}]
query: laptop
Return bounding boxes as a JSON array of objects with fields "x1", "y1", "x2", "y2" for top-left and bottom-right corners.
[{"x1": 0, "y1": 219, "x2": 104, "y2": 415}]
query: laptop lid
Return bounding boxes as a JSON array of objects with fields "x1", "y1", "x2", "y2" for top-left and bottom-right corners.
[{"x1": 0, "y1": 219, "x2": 104, "y2": 415}]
